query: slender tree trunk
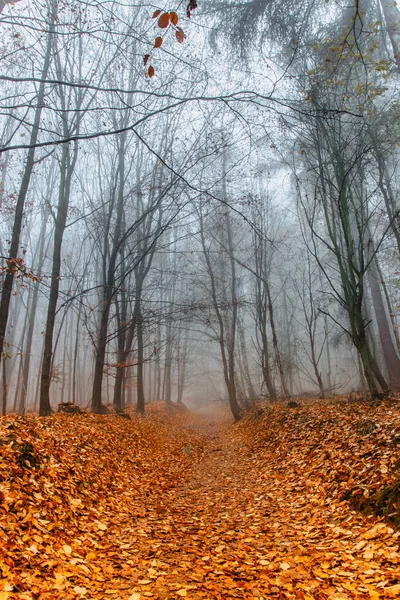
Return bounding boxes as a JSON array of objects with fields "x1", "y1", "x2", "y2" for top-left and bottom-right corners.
[
  {"x1": 0, "y1": 0, "x2": 56, "y2": 368},
  {"x1": 238, "y1": 316, "x2": 257, "y2": 401},
  {"x1": 380, "y1": 0, "x2": 400, "y2": 71},
  {"x1": 126, "y1": 367, "x2": 134, "y2": 407},
  {"x1": 367, "y1": 252, "x2": 400, "y2": 389},
  {"x1": 155, "y1": 321, "x2": 162, "y2": 399},
  {"x1": 113, "y1": 282, "x2": 127, "y2": 413},
  {"x1": 373, "y1": 145, "x2": 400, "y2": 255},
  {"x1": 266, "y1": 285, "x2": 290, "y2": 398},
  {"x1": 114, "y1": 309, "x2": 136, "y2": 410},
  {"x1": 19, "y1": 208, "x2": 49, "y2": 412},
  {"x1": 71, "y1": 300, "x2": 83, "y2": 406},
  {"x1": 13, "y1": 288, "x2": 30, "y2": 412},
  {"x1": 40, "y1": 141, "x2": 77, "y2": 416},
  {"x1": 91, "y1": 131, "x2": 128, "y2": 412},
  {"x1": 309, "y1": 333, "x2": 325, "y2": 398},
  {"x1": 136, "y1": 304, "x2": 145, "y2": 414},
  {"x1": 2, "y1": 358, "x2": 7, "y2": 416},
  {"x1": 60, "y1": 310, "x2": 69, "y2": 404},
  {"x1": 177, "y1": 328, "x2": 189, "y2": 404},
  {"x1": 91, "y1": 297, "x2": 112, "y2": 413},
  {"x1": 147, "y1": 361, "x2": 153, "y2": 403},
  {"x1": 353, "y1": 314, "x2": 388, "y2": 395},
  {"x1": 375, "y1": 259, "x2": 400, "y2": 352}
]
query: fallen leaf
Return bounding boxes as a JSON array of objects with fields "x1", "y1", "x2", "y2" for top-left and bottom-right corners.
[{"x1": 385, "y1": 584, "x2": 400, "y2": 597}]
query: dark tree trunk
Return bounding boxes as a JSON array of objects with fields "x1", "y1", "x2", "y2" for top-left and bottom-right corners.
[
  {"x1": 2, "y1": 358, "x2": 7, "y2": 416},
  {"x1": 40, "y1": 142, "x2": 77, "y2": 416},
  {"x1": 0, "y1": 2, "x2": 55, "y2": 368},
  {"x1": 91, "y1": 297, "x2": 111, "y2": 413},
  {"x1": 72, "y1": 300, "x2": 83, "y2": 406},
  {"x1": 266, "y1": 285, "x2": 290, "y2": 399},
  {"x1": 136, "y1": 306, "x2": 145, "y2": 415}
]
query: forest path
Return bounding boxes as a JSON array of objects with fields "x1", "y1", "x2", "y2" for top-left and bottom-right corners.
[
  {"x1": 2, "y1": 405, "x2": 399, "y2": 600},
  {"x1": 113, "y1": 412, "x2": 269, "y2": 599},
  {"x1": 94, "y1": 408, "x2": 399, "y2": 600}
]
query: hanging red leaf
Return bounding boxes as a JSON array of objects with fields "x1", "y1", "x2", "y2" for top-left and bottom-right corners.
[
  {"x1": 144, "y1": 54, "x2": 150, "y2": 66},
  {"x1": 154, "y1": 36, "x2": 163, "y2": 48},
  {"x1": 169, "y1": 11, "x2": 178, "y2": 25},
  {"x1": 175, "y1": 27, "x2": 185, "y2": 43},
  {"x1": 148, "y1": 65, "x2": 155, "y2": 78},
  {"x1": 158, "y1": 12, "x2": 170, "y2": 28},
  {"x1": 152, "y1": 10, "x2": 161, "y2": 18}
]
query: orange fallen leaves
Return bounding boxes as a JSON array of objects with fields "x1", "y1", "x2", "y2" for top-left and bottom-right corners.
[
  {"x1": 0, "y1": 405, "x2": 206, "y2": 598},
  {"x1": 0, "y1": 398, "x2": 399, "y2": 598}
]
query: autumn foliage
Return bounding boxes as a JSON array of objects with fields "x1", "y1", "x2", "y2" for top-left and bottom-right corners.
[
  {"x1": 0, "y1": 405, "x2": 206, "y2": 599},
  {"x1": 0, "y1": 398, "x2": 399, "y2": 599},
  {"x1": 144, "y1": 6, "x2": 190, "y2": 77}
]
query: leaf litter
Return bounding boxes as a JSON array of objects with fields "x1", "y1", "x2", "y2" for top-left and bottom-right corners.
[{"x1": 0, "y1": 398, "x2": 399, "y2": 599}]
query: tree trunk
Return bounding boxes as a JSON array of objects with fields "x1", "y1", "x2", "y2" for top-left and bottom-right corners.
[
  {"x1": 13, "y1": 290, "x2": 30, "y2": 412},
  {"x1": 0, "y1": 1, "x2": 56, "y2": 368},
  {"x1": 19, "y1": 207, "x2": 49, "y2": 413},
  {"x1": 40, "y1": 141, "x2": 77, "y2": 416},
  {"x1": 380, "y1": 0, "x2": 400, "y2": 71},
  {"x1": 266, "y1": 285, "x2": 290, "y2": 398},
  {"x1": 113, "y1": 283, "x2": 127, "y2": 413},
  {"x1": 2, "y1": 358, "x2": 7, "y2": 416},
  {"x1": 91, "y1": 297, "x2": 111, "y2": 413},
  {"x1": 136, "y1": 305, "x2": 145, "y2": 414},
  {"x1": 72, "y1": 300, "x2": 83, "y2": 406},
  {"x1": 353, "y1": 318, "x2": 388, "y2": 395},
  {"x1": 367, "y1": 253, "x2": 400, "y2": 389},
  {"x1": 238, "y1": 316, "x2": 257, "y2": 401}
]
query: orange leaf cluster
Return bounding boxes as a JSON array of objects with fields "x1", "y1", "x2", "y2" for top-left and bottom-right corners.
[
  {"x1": 145, "y1": 8, "x2": 186, "y2": 78},
  {"x1": 1, "y1": 257, "x2": 40, "y2": 283}
]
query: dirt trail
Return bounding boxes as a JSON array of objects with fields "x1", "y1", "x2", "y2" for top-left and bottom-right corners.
[
  {"x1": 113, "y1": 414, "x2": 265, "y2": 599},
  {"x1": 96, "y1": 410, "x2": 399, "y2": 600},
  {"x1": 1, "y1": 406, "x2": 399, "y2": 600}
]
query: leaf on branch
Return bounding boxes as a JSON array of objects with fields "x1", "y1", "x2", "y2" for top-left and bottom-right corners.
[
  {"x1": 169, "y1": 11, "x2": 178, "y2": 25},
  {"x1": 176, "y1": 27, "x2": 185, "y2": 43},
  {"x1": 143, "y1": 54, "x2": 150, "y2": 66},
  {"x1": 158, "y1": 12, "x2": 170, "y2": 28},
  {"x1": 152, "y1": 10, "x2": 161, "y2": 18},
  {"x1": 147, "y1": 65, "x2": 155, "y2": 78},
  {"x1": 154, "y1": 36, "x2": 163, "y2": 48}
]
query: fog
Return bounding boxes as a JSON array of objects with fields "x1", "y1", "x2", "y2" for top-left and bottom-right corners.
[{"x1": 0, "y1": 0, "x2": 399, "y2": 418}]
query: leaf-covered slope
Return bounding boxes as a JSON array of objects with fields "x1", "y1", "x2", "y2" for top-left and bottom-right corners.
[
  {"x1": 0, "y1": 405, "x2": 206, "y2": 599},
  {"x1": 240, "y1": 399, "x2": 400, "y2": 525},
  {"x1": 233, "y1": 398, "x2": 400, "y2": 598}
]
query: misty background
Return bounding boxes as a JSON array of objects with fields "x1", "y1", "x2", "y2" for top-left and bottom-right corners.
[{"x1": 0, "y1": 0, "x2": 399, "y2": 418}]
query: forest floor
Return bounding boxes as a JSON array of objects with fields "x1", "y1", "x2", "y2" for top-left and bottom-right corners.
[{"x1": 0, "y1": 398, "x2": 400, "y2": 600}]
